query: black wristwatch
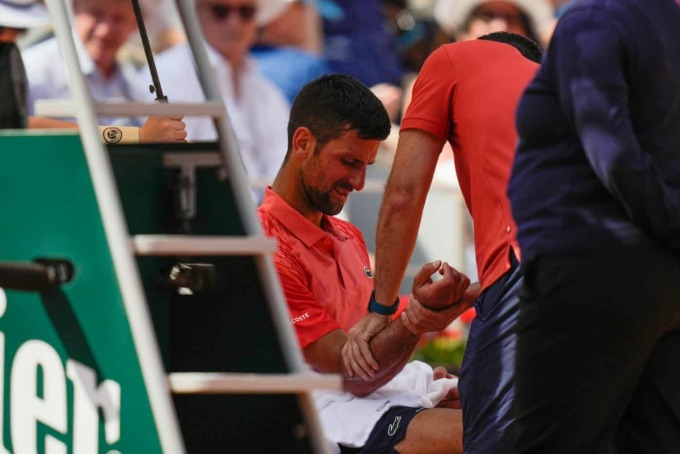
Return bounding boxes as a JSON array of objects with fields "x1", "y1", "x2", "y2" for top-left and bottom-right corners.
[{"x1": 367, "y1": 290, "x2": 399, "y2": 316}]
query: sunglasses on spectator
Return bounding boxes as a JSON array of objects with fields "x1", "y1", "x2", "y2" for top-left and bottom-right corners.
[{"x1": 200, "y1": 3, "x2": 257, "y2": 21}]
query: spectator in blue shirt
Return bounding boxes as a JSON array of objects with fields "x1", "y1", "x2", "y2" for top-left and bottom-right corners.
[{"x1": 508, "y1": 0, "x2": 680, "y2": 452}]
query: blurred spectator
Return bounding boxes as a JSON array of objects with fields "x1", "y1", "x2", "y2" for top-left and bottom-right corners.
[
  {"x1": 541, "y1": 0, "x2": 575, "y2": 43},
  {"x1": 551, "y1": 0, "x2": 574, "y2": 16},
  {"x1": 433, "y1": 0, "x2": 553, "y2": 48},
  {"x1": 258, "y1": 0, "x2": 324, "y2": 54},
  {"x1": 319, "y1": 0, "x2": 405, "y2": 121},
  {"x1": 152, "y1": 0, "x2": 290, "y2": 199},
  {"x1": 22, "y1": 0, "x2": 150, "y2": 126},
  {"x1": 251, "y1": 0, "x2": 330, "y2": 103},
  {"x1": 381, "y1": 0, "x2": 449, "y2": 74},
  {"x1": 139, "y1": 0, "x2": 186, "y2": 52},
  {"x1": 121, "y1": 0, "x2": 187, "y2": 66}
]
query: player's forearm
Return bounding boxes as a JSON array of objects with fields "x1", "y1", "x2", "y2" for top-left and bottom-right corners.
[{"x1": 344, "y1": 318, "x2": 419, "y2": 396}]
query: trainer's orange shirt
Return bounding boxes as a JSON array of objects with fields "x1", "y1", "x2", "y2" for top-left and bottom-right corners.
[
  {"x1": 401, "y1": 40, "x2": 538, "y2": 292},
  {"x1": 258, "y1": 188, "x2": 373, "y2": 349}
]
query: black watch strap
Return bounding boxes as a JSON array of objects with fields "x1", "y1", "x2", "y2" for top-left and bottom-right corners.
[{"x1": 367, "y1": 290, "x2": 399, "y2": 316}]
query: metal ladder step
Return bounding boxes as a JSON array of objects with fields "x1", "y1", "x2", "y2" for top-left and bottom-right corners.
[
  {"x1": 169, "y1": 372, "x2": 342, "y2": 394},
  {"x1": 132, "y1": 235, "x2": 278, "y2": 256},
  {"x1": 35, "y1": 100, "x2": 226, "y2": 118}
]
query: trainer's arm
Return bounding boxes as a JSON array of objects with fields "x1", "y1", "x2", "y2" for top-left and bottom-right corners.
[{"x1": 374, "y1": 128, "x2": 443, "y2": 307}]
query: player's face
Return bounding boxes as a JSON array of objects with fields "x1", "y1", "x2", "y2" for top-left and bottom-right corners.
[
  {"x1": 195, "y1": 0, "x2": 258, "y2": 67},
  {"x1": 74, "y1": 0, "x2": 137, "y2": 75},
  {"x1": 300, "y1": 129, "x2": 380, "y2": 216}
]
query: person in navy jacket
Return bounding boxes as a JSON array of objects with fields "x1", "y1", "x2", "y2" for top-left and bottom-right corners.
[{"x1": 508, "y1": 0, "x2": 680, "y2": 452}]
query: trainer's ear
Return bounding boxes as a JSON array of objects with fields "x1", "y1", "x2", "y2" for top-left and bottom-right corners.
[{"x1": 291, "y1": 126, "x2": 317, "y2": 159}]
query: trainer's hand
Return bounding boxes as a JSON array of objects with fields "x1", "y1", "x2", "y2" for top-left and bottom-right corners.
[
  {"x1": 412, "y1": 261, "x2": 470, "y2": 309},
  {"x1": 140, "y1": 116, "x2": 187, "y2": 143},
  {"x1": 342, "y1": 312, "x2": 391, "y2": 381}
]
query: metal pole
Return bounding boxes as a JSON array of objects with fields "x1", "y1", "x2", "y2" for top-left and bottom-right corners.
[{"x1": 130, "y1": 0, "x2": 168, "y2": 102}]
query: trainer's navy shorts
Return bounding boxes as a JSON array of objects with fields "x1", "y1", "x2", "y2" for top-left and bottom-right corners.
[{"x1": 458, "y1": 250, "x2": 522, "y2": 453}]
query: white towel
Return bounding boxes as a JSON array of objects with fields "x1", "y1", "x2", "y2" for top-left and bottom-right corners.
[{"x1": 313, "y1": 361, "x2": 458, "y2": 448}]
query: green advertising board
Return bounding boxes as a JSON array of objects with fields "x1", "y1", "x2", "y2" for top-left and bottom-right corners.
[
  {"x1": 0, "y1": 131, "x2": 336, "y2": 453},
  {"x1": 0, "y1": 131, "x2": 165, "y2": 452}
]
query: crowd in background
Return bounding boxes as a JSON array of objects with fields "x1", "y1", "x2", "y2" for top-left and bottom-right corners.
[{"x1": 17, "y1": 0, "x2": 569, "y2": 127}]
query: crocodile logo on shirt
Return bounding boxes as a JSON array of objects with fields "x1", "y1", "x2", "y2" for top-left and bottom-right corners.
[
  {"x1": 364, "y1": 266, "x2": 373, "y2": 279},
  {"x1": 387, "y1": 416, "x2": 401, "y2": 437}
]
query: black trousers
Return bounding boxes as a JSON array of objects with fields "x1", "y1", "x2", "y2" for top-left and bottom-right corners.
[{"x1": 512, "y1": 243, "x2": 680, "y2": 454}]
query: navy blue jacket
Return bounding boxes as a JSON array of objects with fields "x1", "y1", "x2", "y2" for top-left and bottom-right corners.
[{"x1": 508, "y1": 0, "x2": 680, "y2": 262}]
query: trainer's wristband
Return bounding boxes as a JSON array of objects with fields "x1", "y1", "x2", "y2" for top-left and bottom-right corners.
[
  {"x1": 367, "y1": 290, "x2": 399, "y2": 316},
  {"x1": 98, "y1": 126, "x2": 140, "y2": 144}
]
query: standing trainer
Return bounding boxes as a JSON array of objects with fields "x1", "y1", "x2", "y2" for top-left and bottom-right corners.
[{"x1": 344, "y1": 32, "x2": 542, "y2": 453}]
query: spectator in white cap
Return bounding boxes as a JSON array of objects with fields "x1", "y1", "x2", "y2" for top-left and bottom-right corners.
[
  {"x1": 256, "y1": 0, "x2": 323, "y2": 54},
  {"x1": 152, "y1": 0, "x2": 291, "y2": 202},
  {"x1": 434, "y1": 0, "x2": 553, "y2": 47},
  {"x1": 251, "y1": 0, "x2": 330, "y2": 103},
  {"x1": 0, "y1": 0, "x2": 50, "y2": 30}
]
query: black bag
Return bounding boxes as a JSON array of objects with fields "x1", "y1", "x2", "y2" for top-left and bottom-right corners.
[{"x1": 0, "y1": 42, "x2": 28, "y2": 129}]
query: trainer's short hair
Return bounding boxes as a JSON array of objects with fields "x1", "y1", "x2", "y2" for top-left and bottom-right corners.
[{"x1": 478, "y1": 31, "x2": 543, "y2": 63}]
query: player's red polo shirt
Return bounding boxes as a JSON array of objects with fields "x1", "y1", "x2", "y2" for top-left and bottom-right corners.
[
  {"x1": 401, "y1": 40, "x2": 538, "y2": 291},
  {"x1": 258, "y1": 188, "x2": 373, "y2": 349}
]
